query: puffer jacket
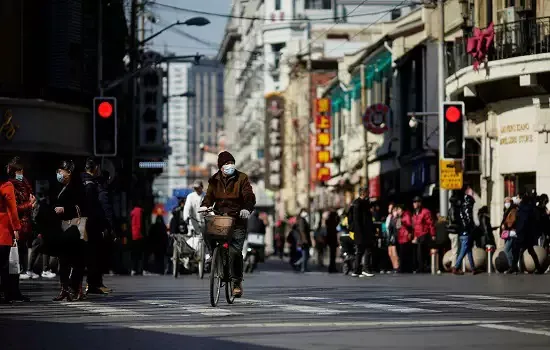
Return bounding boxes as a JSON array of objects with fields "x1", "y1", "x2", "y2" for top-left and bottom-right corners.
[
  {"x1": 397, "y1": 211, "x2": 414, "y2": 244},
  {"x1": 459, "y1": 195, "x2": 476, "y2": 236},
  {"x1": 412, "y1": 208, "x2": 435, "y2": 239}
]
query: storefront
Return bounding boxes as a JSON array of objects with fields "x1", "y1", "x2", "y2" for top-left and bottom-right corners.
[{"x1": 0, "y1": 98, "x2": 92, "y2": 198}]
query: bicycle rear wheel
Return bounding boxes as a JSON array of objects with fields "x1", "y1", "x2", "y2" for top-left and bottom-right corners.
[{"x1": 209, "y1": 246, "x2": 222, "y2": 307}]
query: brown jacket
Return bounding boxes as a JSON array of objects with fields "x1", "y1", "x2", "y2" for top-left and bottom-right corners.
[
  {"x1": 503, "y1": 207, "x2": 517, "y2": 230},
  {"x1": 201, "y1": 170, "x2": 256, "y2": 223}
]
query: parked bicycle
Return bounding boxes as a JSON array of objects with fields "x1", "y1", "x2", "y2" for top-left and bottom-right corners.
[
  {"x1": 171, "y1": 216, "x2": 206, "y2": 279},
  {"x1": 199, "y1": 206, "x2": 237, "y2": 307}
]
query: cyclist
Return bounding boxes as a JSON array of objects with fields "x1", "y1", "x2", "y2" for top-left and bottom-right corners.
[{"x1": 199, "y1": 151, "x2": 256, "y2": 297}]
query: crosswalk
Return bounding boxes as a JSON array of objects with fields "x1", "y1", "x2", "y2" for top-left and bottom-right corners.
[{"x1": 2, "y1": 293, "x2": 550, "y2": 320}]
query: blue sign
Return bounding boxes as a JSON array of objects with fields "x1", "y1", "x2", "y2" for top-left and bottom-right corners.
[{"x1": 165, "y1": 196, "x2": 179, "y2": 213}]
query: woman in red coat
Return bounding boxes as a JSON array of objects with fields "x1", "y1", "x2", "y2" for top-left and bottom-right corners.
[
  {"x1": 7, "y1": 157, "x2": 35, "y2": 280},
  {"x1": 0, "y1": 172, "x2": 22, "y2": 303}
]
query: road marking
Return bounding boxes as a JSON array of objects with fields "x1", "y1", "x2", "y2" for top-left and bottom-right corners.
[
  {"x1": 290, "y1": 296, "x2": 440, "y2": 314},
  {"x1": 449, "y1": 295, "x2": 550, "y2": 305},
  {"x1": 127, "y1": 319, "x2": 516, "y2": 330},
  {"x1": 529, "y1": 294, "x2": 550, "y2": 298},
  {"x1": 478, "y1": 324, "x2": 550, "y2": 337},
  {"x1": 240, "y1": 298, "x2": 343, "y2": 315},
  {"x1": 260, "y1": 271, "x2": 324, "y2": 276},
  {"x1": 62, "y1": 302, "x2": 146, "y2": 317},
  {"x1": 396, "y1": 298, "x2": 534, "y2": 312},
  {"x1": 138, "y1": 299, "x2": 241, "y2": 317}
]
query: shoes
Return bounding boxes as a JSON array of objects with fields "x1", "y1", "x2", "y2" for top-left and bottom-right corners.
[
  {"x1": 12, "y1": 294, "x2": 31, "y2": 302},
  {"x1": 41, "y1": 271, "x2": 56, "y2": 279},
  {"x1": 19, "y1": 273, "x2": 30, "y2": 280},
  {"x1": 53, "y1": 287, "x2": 73, "y2": 302},
  {"x1": 452, "y1": 267, "x2": 464, "y2": 275},
  {"x1": 232, "y1": 283, "x2": 243, "y2": 298},
  {"x1": 71, "y1": 285, "x2": 86, "y2": 301},
  {"x1": 85, "y1": 285, "x2": 110, "y2": 295}
]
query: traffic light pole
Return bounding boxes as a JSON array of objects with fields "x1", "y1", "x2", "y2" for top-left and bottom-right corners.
[
  {"x1": 98, "y1": 0, "x2": 104, "y2": 97},
  {"x1": 437, "y1": 0, "x2": 448, "y2": 218}
]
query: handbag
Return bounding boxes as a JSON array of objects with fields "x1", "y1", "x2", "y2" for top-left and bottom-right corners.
[
  {"x1": 500, "y1": 230, "x2": 510, "y2": 240},
  {"x1": 9, "y1": 240, "x2": 20, "y2": 275},
  {"x1": 61, "y1": 205, "x2": 88, "y2": 242}
]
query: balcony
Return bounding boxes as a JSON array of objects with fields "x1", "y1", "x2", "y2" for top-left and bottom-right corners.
[{"x1": 446, "y1": 16, "x2": 550, "y2": 99}]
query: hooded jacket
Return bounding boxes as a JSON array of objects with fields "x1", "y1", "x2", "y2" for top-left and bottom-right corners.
[{"x1": 459, "y1": 194, "x2": 476, "y2": 236}]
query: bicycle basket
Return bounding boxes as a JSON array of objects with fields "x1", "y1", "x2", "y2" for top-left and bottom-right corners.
[{"x1": 204, "y1": 215, "x2": 235, "y2": 238}]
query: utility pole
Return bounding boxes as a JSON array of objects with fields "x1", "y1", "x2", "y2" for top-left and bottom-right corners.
[
  {"x1": 306, "y1": 20, "x2": 312, "y2": 218},
  {"x1": 360, "y1": 64, "x2": 368, "y2": 189},
  {"x1": 130, "y1": 0, "x2": 138, "y2": 176},
  {"x1": 437, "y1": 0, "x2": 448, "y2": 217}
]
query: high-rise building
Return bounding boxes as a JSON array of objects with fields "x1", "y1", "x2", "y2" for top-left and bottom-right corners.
[
  {"x1": 154, "y1": 61, "x2": 191, "y2": 203},
  {"x1": 187, "y1": 59, "x2": 224, "y2": 182}
]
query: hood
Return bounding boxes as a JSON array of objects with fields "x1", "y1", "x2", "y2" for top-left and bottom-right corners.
[{"x1": 81, "y1": 172, "x2": 100, "y2": 183}]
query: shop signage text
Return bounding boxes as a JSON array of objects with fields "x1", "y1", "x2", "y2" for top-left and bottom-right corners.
[
  {"x1": 499, "y1": 123, "x2": 534, "y2": 145},
  {"x1": 315, "y1": 98, "x2": 331, "y2": 182},
  {"x1": 439, "y1": 159, "x2": 463, "y2": 190},
  {"x1": 0, "y1": 109, "x2": 19, "y2": 141},
  {"x1": 264, "y1": 94, "x2": 285, "y2": 190}
]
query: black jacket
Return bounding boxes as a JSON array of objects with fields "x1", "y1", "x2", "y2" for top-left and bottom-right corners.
[
  {"x1": 247, "y1": 212, "x2": 266, "y2": 234},
  {"x1": 478, "y1": 213, "x2": 495, "y2": 246},
  {"x1": 56, "y1": 178, "x2": 85, "y2": 221},
  {"x1": 81, "y1": 173, "x2": 114, "y2": 232},
  {"x1": 298, "y1": 216, "x2": 312, "y2": 247},
  {"x1": 350, "y1": 197, "x2": 374, "y2": 244},
  {"x1": 325, "y1": 211, "x2": 340, "y2": 246},
  {"x1": 459, "y1": 195, "x2": 475, "y2": 236},
  {"x1": 516, "y1": 198, "x2": 536, "y2": 244}
]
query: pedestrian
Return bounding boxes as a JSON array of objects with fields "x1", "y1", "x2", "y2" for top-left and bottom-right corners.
[
  {"x1": 147, "y1": 215, "x2": 168, "y2": 274},
  {"x1": 296, "y1": 208, "x2": 312, "y2": 273},
  {"x1": 386, "y1": 205, "x2": 400, "y2": 273},
  {"x1": 452, "y1": 185, "x2": 477, "y2": 275},
  {"x1": 53, "y1": 160, "x2": 87, "y2": 301},
  {"x1": 325, "y1": 208, "x2": 340, "y2": 273},
  {"x1": 477, "y1": 206, "x2": 495, "y2": 249},
  {"x1": 535, "y1": 194, "x2": 549, "y2": 248},
  {"x1": 184, "y1": 180, "x2": 205, "y2": 235},
  {"x1": 130, "y1": 201, "x2": 145, "y2": 275},
  {"x1": 349, "y1": 186, "x2": 375, "y2": 277},
  {"x1": 411, "y1": 196, "x2": 435, "y2": 273},
  {"x1": 170, "y1": 198, "x2": 186, "y2": 235},
  {"x1": 396, "y1": 205, "x2": 414, "y2": 273},
  {"x1": 434, "y1": 211, "x2": 450, "y2": 274},
  {"x1": 512, "y1": 190, "x2": 543, "y2": 274},
  {"x1": 6, "y1": 157, "x2": 37, "y2": 282},
  {"x1": 501, "y1": 197, "x2": 518, "y2": 273},
  {"x1": 0, "y1": 169, "x2": 25, "y2": 303}
]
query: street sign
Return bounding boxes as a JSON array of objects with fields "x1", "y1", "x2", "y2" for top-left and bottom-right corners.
[{"x1": 439, "y1": 159, "x2": 463, "y2": 190}]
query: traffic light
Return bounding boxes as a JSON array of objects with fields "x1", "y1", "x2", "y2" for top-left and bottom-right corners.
[
  {"x1": 93, "y1": 97, "x2": 117, "y2": 156},
  {"x1": 139, "y1": 68, "x2": 163, "y2": 148},
  {"x1": 442, "y1": 101, "x2": 465, "y2": 160}
]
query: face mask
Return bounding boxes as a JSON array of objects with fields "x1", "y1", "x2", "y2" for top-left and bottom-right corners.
[
  {"x1": 15, "y1": 174, "x2": 23, "y2": 181},
  {"x1": 300, "y1": 212, "x2": 308, "y2": 218},
  {"x1": 57, "y1": 173, "x2": 65, "y2": 183},
  {"x1": 222, "y1": 164, "x2": 236, "y2": 176},
  {"x1": 504, "y1": 203, "x2": 511, "y2": 209},
  {"x1": 512, "y1": 196, "x2": 520, "y2": 205}
]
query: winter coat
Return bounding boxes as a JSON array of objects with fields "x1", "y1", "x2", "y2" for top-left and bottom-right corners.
[
  {"x1": 81, "y1": 172, "x2": 113, "y2": 235},
  {"x1": 9, "y1": 177, "x2": 33, "y2": 238},
  {"x1": 55, "y1": 177, "x2": 85, "y2": 222},
  {"x1": 298, "y1": 216, "x2": 312, "y2": 247},
  {"x1": 325, "y1": 211, "x2": 340, "y2": 247},
  {"x1": 478, "y1": 213, "x2": 495, "y2": 246},
  {"x1": 515, "y1": 198, "x2": 537, "y2": 245},
  {"x1": 397, "y1": 211, "x2": 413, "y2": 245},
  {"x1": 130, "y1": 206, "x2": 144, "y2": 240},
  {"x1": 0, "y1": 180, "x2": 21, "y2": 246},
  {"x1": 412, "y1": 208, "x2": 435, "y2": 239},
  {"x1": 201, "y1": 170, "x2": 256, "y2": 227},
  {"x1": 458, "y1": 195, "x2": 476, "y2": 236},
  {"x1": 247, "y1": 212, "x2": 266, "y2": 234},
  {"x1": 349, "y1": 197, "x2": 374, "y2": 245}
]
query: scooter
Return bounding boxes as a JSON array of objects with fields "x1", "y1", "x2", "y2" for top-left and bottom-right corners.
[
  {"x1": 243, "y1": 232, "x2": 265, "y2": 274},
  {"x1": 339, "y1": 230, "x2": 355, "y2": 275}
]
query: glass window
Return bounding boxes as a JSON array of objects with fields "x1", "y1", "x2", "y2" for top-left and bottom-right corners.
[
  {"x1": 305, "y1": 0, "x2": 331, "y2": 9},
  {"x1": 275, "y1": 0, "x2": 281, "y2": 10}
]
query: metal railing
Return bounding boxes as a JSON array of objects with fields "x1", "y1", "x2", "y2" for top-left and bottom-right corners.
[{"x1": 447, "y1": 16, "x2": 550, "y2": 76}]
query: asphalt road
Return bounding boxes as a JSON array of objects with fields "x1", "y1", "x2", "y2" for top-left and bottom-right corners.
[{"x1": 2, "y1": 259, "x2": 550, "y2": 350}]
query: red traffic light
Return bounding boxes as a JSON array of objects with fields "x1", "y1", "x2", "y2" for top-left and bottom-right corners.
[
  {"x1": 98, "y1": 101, "x2": 113, "y2": 119},
  {"x1": 445, "y1": 106, "x2": 461, "y2": 123}
]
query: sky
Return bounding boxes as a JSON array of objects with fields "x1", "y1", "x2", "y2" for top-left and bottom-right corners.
[{"x1": 145, "y1": 0, "x2": 231, "y2": 58}]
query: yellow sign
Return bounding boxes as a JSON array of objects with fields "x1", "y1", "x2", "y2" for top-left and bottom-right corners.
[
  {"x1": 317, "y1": 150, "x2": 331, "y2": 163},
  {"x1": 316, "y1": 98, "x2": 330, "y2": 113},
  {"x1": 439, "y1": 159, "x2": 463, "y2": 190},
  {"x1": 316, "y1": 132, "x2": 331, "y2": 147},
  {"x1": 0, "y1": 110, "x2": 18, "y2": 141}
]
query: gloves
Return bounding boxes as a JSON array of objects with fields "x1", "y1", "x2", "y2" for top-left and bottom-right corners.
[
  {"x1": 240, "y1": 209, "x2": 251, "y2": 219},
  {"x1": 198, "y1": 207, "x2": 208, "y2": 213}
]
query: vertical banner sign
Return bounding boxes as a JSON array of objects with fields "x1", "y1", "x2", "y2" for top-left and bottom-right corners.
[
  {"x1": 265, "y1": 93, "x2": 285, "y2": 191},
  {"x1": 315, "y1": 98, "x2": 332, "y2": 183}
]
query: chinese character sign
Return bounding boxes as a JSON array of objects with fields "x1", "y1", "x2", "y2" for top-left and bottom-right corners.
[
  {"x1": 315, "y1": 98, "x2": 332, "y2": 185},
  {"x1": 264, "y1": 94, "x2": 285, "y2": 190},
  {"x1": 316, "y1": 132, "x2": 331, "y2": 147},
  {"x1": 316, "y1": 98, "x2": 330, "y2": 114},
  {"x1": 317, "y1": 166, "x2": 331, "y2": 182},
  {"x1": 315, "y1": 115, "x2": 331, "y2": 130},
  {"x1": 317, "y1": 150, "x2": 331, "y2": 164}
]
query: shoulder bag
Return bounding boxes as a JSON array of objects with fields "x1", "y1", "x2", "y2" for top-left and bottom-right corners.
[{"x1": 61, "y1": 205, "x2": 88, "y2": 242}]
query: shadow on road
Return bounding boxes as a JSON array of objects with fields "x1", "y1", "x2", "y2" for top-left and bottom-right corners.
[{"x1": 0, "y1": 317, "x2": 292, "y2": 350}]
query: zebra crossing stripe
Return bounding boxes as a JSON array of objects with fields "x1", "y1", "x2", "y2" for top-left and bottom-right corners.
[
  {"x1": 290, "y1": 296, "x2": 440, "y2": 314},
  {"x1": 449, "y1": 295, "x2": 550, "y2": 305},
  {"x1": 138, "y1": 299, "x2": 242, "y2": 317},
  {"x1": 240, "y1": 298, "x2": 344, "y2": 315},
  {"x1": 478, "y1": 324, "x2": 550, "y2": 337},
  {"x1": 396, "y1": 298, "x2": 534, "y2": 312},
  {"x1": 61, "y1": 302, "x2": 147, "y2": 317}
]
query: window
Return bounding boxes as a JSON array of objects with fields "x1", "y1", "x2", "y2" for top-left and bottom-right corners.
[
  {"x1": 275, "y1": 0, "x2": 281, "y2": 10},
  {"x1": 305, "y1": 0, "x2": 331, "y2": 9},
  {"x1": 464, "y1": 138, "x2": 481, "y2": 173},
  {"x1": 503, "y1": 172, "x2": 536, "y2": 198}
]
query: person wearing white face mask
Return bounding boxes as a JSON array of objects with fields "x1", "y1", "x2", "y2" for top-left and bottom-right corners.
[
  {"x1": 500, "y1": 197, "x2": 518, "y2": 273},
  {"x1": 199, "y1": 151, "x2": 256, "y2": 297}
]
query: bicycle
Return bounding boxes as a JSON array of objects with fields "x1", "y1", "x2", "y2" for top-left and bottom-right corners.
[
  {"x1": 199, "y1": 207, "x2": 237, "y2": 307},
  {"x1": 171, "y1": 217, "x2": 206, "y2": 279}
]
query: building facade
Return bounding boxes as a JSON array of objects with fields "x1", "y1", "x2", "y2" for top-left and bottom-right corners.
[
  {"x1": 446, "y1": 0, "x2": 550, "y2": 239},
  {"x1": 187, "y1": 59, "x2": 224, "y2": 183}
]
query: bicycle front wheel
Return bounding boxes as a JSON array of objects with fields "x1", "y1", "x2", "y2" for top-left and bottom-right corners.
[
  {"x1": 209, "y1": 246, "x2": 222, "y2": 307},
  {"x1": 198, "y1": 240, "x2": 205, "y2": 279},
  {"x1": 224, "y1": 249, "x2": 236, "y2": 304},
  {"x1": 172, "y1": 241, "x2": 179, "y2": 278}
]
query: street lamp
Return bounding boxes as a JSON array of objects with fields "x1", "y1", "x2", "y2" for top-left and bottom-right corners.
[{"x1": 139, "y1": 17, "x2": 210, "y2": 46}]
